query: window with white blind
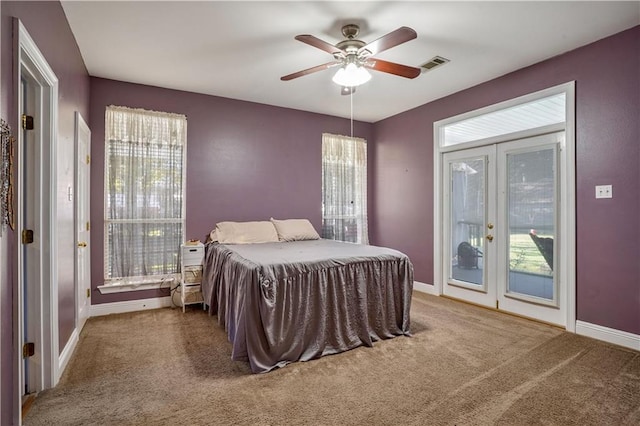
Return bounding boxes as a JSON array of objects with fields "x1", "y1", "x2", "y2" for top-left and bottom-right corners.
[
  {"x1": 439, "y1": 92, "x2": 566, "y2": 148},
  {"x1": 321, "y1": 133, "x2": 369, "y2": 244},
  {"x1": 103, "y1": 106, "x2": 186, "y2": 288}
]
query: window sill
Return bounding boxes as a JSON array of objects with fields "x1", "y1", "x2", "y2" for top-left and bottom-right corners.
[{"x1": 98, "y1": 277, "x2": 176, "y2": 294}]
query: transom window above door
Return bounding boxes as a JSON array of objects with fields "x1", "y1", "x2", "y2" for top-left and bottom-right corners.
[{"x1": 438, "y1": 92, "x2": 566, "y2": 148}]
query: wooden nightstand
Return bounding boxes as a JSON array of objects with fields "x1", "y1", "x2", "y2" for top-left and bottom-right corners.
[{"x1": 180, "y1": 242, "x2": 204, "y2": 312}]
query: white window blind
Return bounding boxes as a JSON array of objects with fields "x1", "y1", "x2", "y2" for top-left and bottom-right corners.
[
  {"x1": 104, "y1": 106, "x2": 186, "y2": 283},
  {"x1": 321, "y1": 133, "x2": 368, "y2": 244},
  {"x1": 442, "y1": 93, "x2": 566, "y2": 147}
]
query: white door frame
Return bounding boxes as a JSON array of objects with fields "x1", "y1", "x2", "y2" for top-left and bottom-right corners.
[
  {"x1": 75, "y1": 112, "x2": 91, "y2": 333},
  {"x1": 0, "y1": 10, "x2": 3, "y2": 408},
  {"x1": 14, "y1": 19, "x2": 59, "y2": 422},
  {"x1": 433, "y1": 82, "x2": 576, "y2": 331}
]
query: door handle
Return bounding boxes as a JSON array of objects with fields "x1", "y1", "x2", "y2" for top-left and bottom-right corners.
[
  {"x1": 487, "y1": 223, "x2": 494, "y2": 229},
  {"x1": 77, "y1": 242, "x2": 87, "y2": 247},
  {"x1": 486, "y1": 235, "x2": 494, "y2": 242}
]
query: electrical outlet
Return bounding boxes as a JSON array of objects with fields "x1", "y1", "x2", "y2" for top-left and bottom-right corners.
[{"x1": 595, "y1": 185, "x2": 612, "y2": 199}]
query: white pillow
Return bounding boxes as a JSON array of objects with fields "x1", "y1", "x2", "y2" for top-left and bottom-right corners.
[
  {"x1": 207, "y1": 229, "x2": 218, "y2": 243},
  {"x1": 270, "y1": 218, "x2": 320, "y2": 242},
  {"x1": 215, "y1": 221, "x2": 279, "y2": 244}
]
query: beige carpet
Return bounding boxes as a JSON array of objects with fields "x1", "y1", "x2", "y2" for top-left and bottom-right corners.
[{"x1": 25, "y1": 292, "x2": 640, "y2": 425}]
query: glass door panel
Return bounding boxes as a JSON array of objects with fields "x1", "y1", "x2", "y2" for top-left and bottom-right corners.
[
  {"x1": 505, "y1": 148, "x2": 557, "y2": 304},
  {"x1": 450, "y1": 158, "x2": 485, "y2": 287}
]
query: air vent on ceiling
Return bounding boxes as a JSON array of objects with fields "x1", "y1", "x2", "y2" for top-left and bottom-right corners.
[{"x1": 420, "y1": 56, "x2": 450, "y2": 71}]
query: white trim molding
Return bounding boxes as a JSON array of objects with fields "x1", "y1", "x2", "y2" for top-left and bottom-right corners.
[
  {"x1": 15, "y1": 20, "x2": 60, "y2": 421},
  {"x1": 97, "y1": 276, "x2": 177, "y2": 294},
  {"x1": 433, "y1": 82, "x2": 576, "y2": 331},
  {"x1": 58, "y1": 328, "x2": 79, "y2": 378},
  {"x1": 91, "y1": 296, "x2": 173, "y2": 317},
  {"x1": 413, "y1": 281, "x2": 438, "y2": 295},
  {"x1": 576, "y1": 321, "x2": 640, "y2": 352}
]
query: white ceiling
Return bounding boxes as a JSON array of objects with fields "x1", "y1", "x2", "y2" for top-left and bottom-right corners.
[{"x1": 61, "y1": 1, "x2": 639, "y2": 123}]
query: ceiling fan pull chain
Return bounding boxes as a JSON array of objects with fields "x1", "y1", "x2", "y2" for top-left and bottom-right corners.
[{"x1": 350, "y1": 90, "x2": 354, "y2": 139}]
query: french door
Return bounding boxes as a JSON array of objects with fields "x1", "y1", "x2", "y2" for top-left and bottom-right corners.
[{"x1": 442, "y1": 132, "x2": 565, "y2": 326}]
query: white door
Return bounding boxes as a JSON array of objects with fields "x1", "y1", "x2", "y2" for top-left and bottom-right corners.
[
  {"x1": 75, "y1": 112, "x2": 91, "y2": 332},
  {"x1": 496, "y1": 133, "x2": 563, "y2": 325},
  {"x1": 20, "y1": 74, "x2": 40, "y2": 401},
  {"x1": 442, "y1": 145, "x2": 497, "y2": 307},
  {"x1": 443, "y1": 132, "x2": 565, "y2": 326}
]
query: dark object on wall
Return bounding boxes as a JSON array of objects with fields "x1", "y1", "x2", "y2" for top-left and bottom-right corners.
[
  {"x1": 0, "y1": 118, "x2": 15, "y2": 233},
  {"x1": 529, "y1": 231, "x2": 554, "y2": 270},
  {"x1": 457, "y1": 242, "x2": 482, "y2": 269}
]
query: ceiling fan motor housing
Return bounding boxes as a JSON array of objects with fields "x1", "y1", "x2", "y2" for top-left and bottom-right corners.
[
  {"x1": 341, "y1": 24, "x2": 360, "y2": 39},
  {"x1": 336, "y1": 24, "x2": 366, "y2": 54}
]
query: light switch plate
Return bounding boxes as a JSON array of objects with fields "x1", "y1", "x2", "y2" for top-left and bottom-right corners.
[{"x1": 595, "y1": 185, "x2": 612, "y2": 199}]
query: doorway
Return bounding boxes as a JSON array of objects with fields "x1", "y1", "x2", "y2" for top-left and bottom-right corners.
[
  {"x1": 19, "y1": 73, "x2": 39, "y2": 406},
  {"x1": 15, "y1": 19, "x2": 60, "y2": 423},
  {"x1": 442, "y1": 133, "x2": 565, "y2": 325},
  {"x1": 434, "y1": 83, "x2": 576, "y2": 330}
]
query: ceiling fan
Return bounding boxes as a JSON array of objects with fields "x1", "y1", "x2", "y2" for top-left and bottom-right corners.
[{"x1": 281, "y1": 24, "x2": 421, "y2": 95}]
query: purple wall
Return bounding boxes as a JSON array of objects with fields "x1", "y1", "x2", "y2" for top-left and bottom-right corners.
[
  {"x1": 89, "y1": 78, "x2": 373, "y2": 304},
  {"x1": 372, "y1": 26, "x2": 640, "y2": 335},
  {"x1": 0, "y1": 1, "x2": 90, "y2": 424},
  {"x1": 0, "y1": 2, "x2": 636, "y2": 423}
]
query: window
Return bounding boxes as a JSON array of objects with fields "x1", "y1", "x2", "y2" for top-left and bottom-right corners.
[
  {"x1": 104, "y1": 106, "x2": 186, "y2": 285},
  {"x1": 439, "y1": 92, "x2": 566, "y2": 148},
  {"x1": 321, "y1": 133, "x2": 368, "y2": 244}
]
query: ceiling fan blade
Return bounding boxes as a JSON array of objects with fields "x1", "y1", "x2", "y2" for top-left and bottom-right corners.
[
  {"x1": 295, "y1": 35, "x2": 344, "y2": 56},
  {"x1": 358, "y1": 26, "x2": 417, "y2": 56},
  {"x1": 341, "y1": 86, "x2": 356, "y2": 96},
  {"x1": 364, "y1": 58, "x2": 421, "y2": 79},
  {"x1": 281, "y1": 61, "x2": 342, "y2": 81}
]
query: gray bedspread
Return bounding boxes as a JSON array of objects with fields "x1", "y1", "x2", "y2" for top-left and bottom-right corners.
[{"x1": 201, "y1": 239, "x2": 413, "y2": 373}]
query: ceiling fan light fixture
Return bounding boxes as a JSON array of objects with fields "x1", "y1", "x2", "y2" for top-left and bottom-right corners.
[{"x1": 332, "y1": 63, "x2": 371, "y2": 87}]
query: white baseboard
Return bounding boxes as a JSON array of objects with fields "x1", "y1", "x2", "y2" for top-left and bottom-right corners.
[
  {"x1": 414, "y1": 281, "x2": 438, "y2": 295},
  {"x1": 90, "y1": 296, "x2": 173, "y2": 317},
  {"x1": 411, "y1": 283, "x2": 638, "y2": 352},
  {"x1": 576, "y1": 320, "x2": 640, "y2": 352},
  {"x1": 57, "y1": 327, "x2": 79, "y2": 384}
]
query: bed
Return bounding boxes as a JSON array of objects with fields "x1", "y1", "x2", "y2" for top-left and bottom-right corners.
[{"x1": 201, "y1": 229, "x2": 414, "y2": 373}]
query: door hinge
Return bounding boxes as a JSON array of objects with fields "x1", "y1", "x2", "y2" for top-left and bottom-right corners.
[
  {"x1": 23, "y1": 342, "x2": 35, "y2": 358},
  {"x1": 21, "y1": 229, "x2": 34, "y2": 244},
  {"x1": 86, "y1": 155, "x2": 90, "y2": 164},
  {"x1": 496, "y1": 300, "x2": 499, "y2": 309},
  {"x1": 86, "y1": 288, "x2": 91, "y2": 298},
  {"x1": 86, "y1": 221, "x2": 90, "y2": 231},
  {"x1": 21, "y1": 114, "x2": 34, "y2": 130}
]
